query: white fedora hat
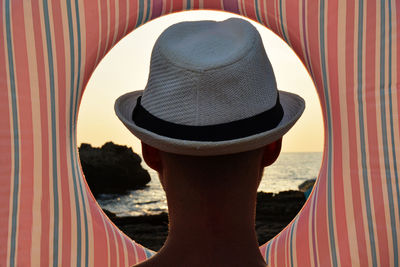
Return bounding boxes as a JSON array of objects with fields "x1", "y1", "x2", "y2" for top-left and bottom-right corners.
[{"x1": 115, "y1": 18, "x2": 305, "y2": 156}]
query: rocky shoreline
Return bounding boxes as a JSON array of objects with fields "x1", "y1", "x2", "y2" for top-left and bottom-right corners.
[
  {"x1": 104, "y1": 190, "x2": 306, "y2": 251},
  {"x1": 79, "y1": 142, "x2": 312, "y2": 251},
  {"x1": 79, "y1": 142, "x2": 151, "y2": 196}
]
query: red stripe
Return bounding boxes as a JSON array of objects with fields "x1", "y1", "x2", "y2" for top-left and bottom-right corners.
[
  {"x1": 326, "y1": 0, "x2": 352, "y2": 265},
  {"x1": 315, "y1": 162, "x2": 332, "y2": 266},
  {"x1": 0, "y1": 0, "x2": 12, "y2": 264},
  {"x1": 126, "y1": 0, "x2": 138, "y2": 32},
  {"x1": 397, "y1": 2, "x2": 400, "y2": 116},
  {"x1": 284, "y1": 0, "x2": 303, "y2": 62},
  {"x1": 242, "y1": 0, "x2": 257, "y2": 21},
  {"x1": 99, "y1": 0, "x2": 109, "y2": 60},
  {"x1": 259, "y1": 244, "x2": 266, "y2": 259},
  {"x1": 269, "y1": 234, "x2": 276, "y2": 266},
  {"x1": 116, "y1": 231, "x2": 125, "y2": 266},
  {"x1": 365, "y1": 1, "x2": 390, "y2": 264},
  {"x1": 273, "y1": 0, "x2": 283, "y2": 40},
  {"x1": 285, "y1": 226, "x2": 291, "y2": 266},
  {"x1": 305, "y1": 3, "x2": 332, "y2": 265},
  {"x1": 136, "y1": 244, "x2": 147, "y2": 262},
  {"x1": 203, "y1": 0, "x2": 222, "y2": 10},
  {"x1": 265, "y1": 0, "x2": 279, "y2": 37},
  {"x1": 193, "y1": 0, "x2": 199, "y2": 10},
  {"x1": 258, "y1": 0, "x2": 269, "y2": 28},
  {"x1": 171, "y1": 0, "x2": 183, "y2": 12},
  {"x1": 295, "y1": 203, "x2": 311, "y2": 266},
  {"x1": 345, "y1": 0, "x2": 369, "y2": 264},
  {"x1": 275, "y1": 232, "x2": 286, "y2": 266},
  {"x1": 12, "y1": 3, "x2": 35, "y2": 266},
  {"x1": 108, "y1": 221, "x2": 118, "y2": 266},
  {"x1": 127, "y1": 240, "x2": 137, "y2": 264},
  {"x1": 92, "y1": 205, "x2": 110, "y2": 266},
  {"x1": 82, "y1": 0, "x2": 100, "y2": 92},
  {"x1": 50, "y1": 1, "x2": 73, "y2": 265},
  {"x1": 116, "y1": 0, "x2": 127, "y2": 42},
  {"x1": 109, "y1": 0, "x2": 116, "y2": 46}
]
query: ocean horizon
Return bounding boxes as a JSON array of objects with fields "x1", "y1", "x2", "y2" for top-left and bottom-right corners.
[{"x1": 97, "y1": 152, "x2": 322, "y2": 217}]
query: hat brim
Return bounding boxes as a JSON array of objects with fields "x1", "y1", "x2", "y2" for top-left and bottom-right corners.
[{"x1": 115, "y1": 90, "x2": 305, "y2": 156}]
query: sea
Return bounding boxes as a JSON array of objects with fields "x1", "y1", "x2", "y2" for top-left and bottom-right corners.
[{"x1": 97, "y1": 152, "x2": 322, "y2": 217}]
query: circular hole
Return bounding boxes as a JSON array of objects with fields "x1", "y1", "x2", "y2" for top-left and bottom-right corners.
[{"x1": 77, "y1": 10, "x2": 323, "y2": 251}]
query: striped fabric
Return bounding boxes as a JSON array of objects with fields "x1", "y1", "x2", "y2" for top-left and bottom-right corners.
[{"x1": 0, "y1": 0, "x2": 398, "y2": 266}]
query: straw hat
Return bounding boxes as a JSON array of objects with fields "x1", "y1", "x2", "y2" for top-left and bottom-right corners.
[{"x1": 115, "y1": 18, "x2": 305, "y2": 156}]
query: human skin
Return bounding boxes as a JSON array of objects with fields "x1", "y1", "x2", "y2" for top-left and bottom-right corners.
[{"x1": 133, "y1": 139, "x2": 282, "y2": 267}]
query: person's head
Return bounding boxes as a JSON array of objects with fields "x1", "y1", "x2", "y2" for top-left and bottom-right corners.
[
  {"x1": 115, "y1": 18, "x2": 304, "y2": 158},
  {"x1": 141, "y1": 138, "x2": 282, "y2": 195},
  {"x1": 142, "y1": 139, "x2": 281, "y2": 183},
  {"x1": 115, "y1": 17, "x2": 305, "y2": 266}
]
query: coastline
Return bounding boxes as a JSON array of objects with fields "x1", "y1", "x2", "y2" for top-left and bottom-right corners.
[{"x1": 104, "y1": 190, "x2": 306, "y2": 251}]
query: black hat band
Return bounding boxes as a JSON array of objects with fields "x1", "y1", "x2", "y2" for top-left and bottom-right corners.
[{"x1": 132, "y1": 96, "x2": 284, "y2": 142}]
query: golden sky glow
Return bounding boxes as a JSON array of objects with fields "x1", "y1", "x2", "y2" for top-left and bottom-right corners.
[{"x1": 77, "y1": 11, "x2": 324, "y2": 154}]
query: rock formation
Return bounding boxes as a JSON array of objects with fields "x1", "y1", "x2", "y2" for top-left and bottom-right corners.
[{"x1": 79, "y1": 142, "x2": 151, "y2": 196}]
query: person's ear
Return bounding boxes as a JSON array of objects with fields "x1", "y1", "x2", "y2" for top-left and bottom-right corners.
[
  {"x1": 261, "y1": 138, "x2": 282, "y2": 167},
  {"x1": 141, "y1": 142, "x2": 163, "y2": 172}
]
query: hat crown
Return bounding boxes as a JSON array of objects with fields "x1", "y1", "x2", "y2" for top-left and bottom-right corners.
[
  {"x1": 141, "y1": 18, "x2": 278, "y2": 126},
  {"x1": 157, "y1": 19, "x2": 257, "y2": 71}
]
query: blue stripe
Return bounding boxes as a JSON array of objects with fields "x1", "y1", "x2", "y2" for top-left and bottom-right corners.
[
  {"x1": 381, "y1": 1, "x2": 399, "y2": 265},
  {"x1": 135, "y1": 0, "x2": 144, "y2": 28},
  {"x1": 144, "y1": 0, "x2": 151, "y2": 23},
  {"x1": 186, "y1": 0, "x2": 191, "y2": 9},
  {"x1": 357, "y1": 0, "x2": 377, "y2": 265},
  {"x1": 254, "y1": 0, "x2": 262, "y2": 24},
  {"x1": 5, "y1": 1, "x2": 20, "y2": 266},
  {"x1": 387, "y1": 2, "x2": 400, "y2": 264},
  {"x1": 279, "y1": 0, "x2": 289, "y2": 43},
  {"x1": 66, "y1": 1, "x2": 83, "y2": 266},
  {"x1": 73, "y1": 1, "x2": 89, "y2": 266},
  {"x1": 42, "y1": 1, "x2": 60, "y2": 266},
  {"x1": 265, "y1": 242, "x2": 271, "y2": 265},
  {"x1": 289, "y1": 218, "x2": 297, "y2": 267},
  {"x1": 144, "y1": 248, "x2": 155, "y2": 258},
  {"x1": 319, "y1": 0, "x2": 337, "y2": 266}
]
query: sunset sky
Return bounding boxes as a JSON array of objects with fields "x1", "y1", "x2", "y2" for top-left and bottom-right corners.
[{"x1": 77, "y1": 10, "x2": 324, "y2": 154}]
